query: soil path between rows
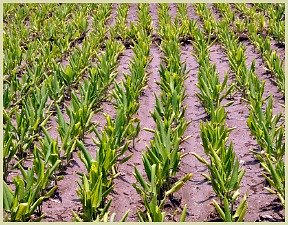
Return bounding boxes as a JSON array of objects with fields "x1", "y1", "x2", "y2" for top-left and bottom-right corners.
[
  {"x1": 109, "y1": 42, "x2": 162, "y2": 222},
  {"x1": 150, "y1": 3, "x2": 159, "y2": 35},
  {"x1": 126, "y1": 3, "x2": 138, "y2": 27},
  {"x1": 176, "y1": 43, "x2": 215, "y2": 222},
  {"x1": 6, "y1": 4, "x2": 285, "y2": 223},
  {"x1": 169, "y1": 3, "x2": 178, "y2": 21}
]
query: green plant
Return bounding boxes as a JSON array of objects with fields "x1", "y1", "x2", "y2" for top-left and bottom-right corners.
[
  {"x1": 133, "y1": 164, "x2": 192, "y2": 221},
  {"x1": 247, "y1": 96, "x2": 284, "y2": 161},
  {"x1": 247, "y1": 96, "x2": 285, "y2": 206},
  {"x1": 132, "y1": 6, "x2": 193, "y2": 221},
  {"x1": 196, "y1": 64, "x2": 234, "y2": 116},
  {"x1": 193, "y1": 108, "x2": 247, "y2": 222},
  {"x1": 3, "y1": 146, "x2": 60, "y2": 221}
]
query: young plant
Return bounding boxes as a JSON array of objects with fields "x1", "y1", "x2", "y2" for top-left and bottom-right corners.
[
  {"x1": 196, "y1": 64, "x2": 234, "y2": 117},
  {"x1": 4, "y1": 146, "x2": 60, "y2": 221},
  {"x1": 193, "y1": 107, "x2": 247, "y2": 222},
  {"x1": 133, "y1": 164, "x2": 191, "y2": 222}
]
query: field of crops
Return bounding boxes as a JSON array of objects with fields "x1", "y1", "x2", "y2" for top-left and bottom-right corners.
[{"x1": 3, "y1": 3, "x2": 285, "y2": 222}]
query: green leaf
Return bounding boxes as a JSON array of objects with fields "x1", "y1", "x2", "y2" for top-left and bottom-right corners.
[
  {"x1": 212, "y1": 199, "x2": 225, "y2": 220},
  {"x1": 30, "y1": 196, "x2": 46, "y2": 216},
  {"x1": 118, "y1": 153, "x2": 133, "y2": 164},
  {"x1": 192, "y1": 152, "x2": 209, "y2": 165},
  {"x1": 119, "y1": 209, "x2": 130, "y2": 222},
  {"x1": 180, "y1": 204, "x2": 187, "y2": 222},
  {"x1": 15, "y1": 203, "x2": 29, "y2": 221},
  {"x1": 228, "y1": 159, "x2": 239, "y2": 190},
  {"x1": 77, "y1": 140, "x2": 92, "y2": 171},
  {"x1": 3, "y1": 181, "x2": 14, "y2": 211},
  {"x1": 223, "y1": 196, "x2": 232, "y2": 221},
  {"x1": 134, "y1": 167, "x2": 149, "y2": 192},
  {"x1": 233, "y1": 194, "x2": 247, "y2": 221}
]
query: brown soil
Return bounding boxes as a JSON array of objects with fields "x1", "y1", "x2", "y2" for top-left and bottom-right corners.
[
  {"x1": 150, "y1": 3, "x2": 159, "y2": 34},
  {"x1": 169, "y1": 3, "x2": 178, "y2": 21},
  {"x1": 109, "y1": 42, "x2": 162, "y2": 221},
  {"x1": 41, "y1": 44, "x2": 133, "y2": 222},
  {"x1": 107, "y1": 3, "x2": 118, "y2": 28},
  {"x1": 6, "y1": 3, "x2": 285, "y2": 223},
  {"x1": 177, "y1": 43, "x2": 215, "y2": 222},
  {"x1": 242, "y1": 40, "x2": 285, "y2": 112},
  {"x1": 126, "y1": 3, "x2": 138, "y2": 27}
]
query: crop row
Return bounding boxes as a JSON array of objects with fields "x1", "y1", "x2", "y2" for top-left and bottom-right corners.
[
  {"x1": 3, "y1": 4, "x2": 125, "y2": 221},
  {"x1": 234, "y1": 3, "x2": 285, "y2": 42},
  {"x1": 194, "y1": 3, "x2": 285, "y2": 208},
  {"x1": 74, "y1": 3, "x2": 152, "y2": 221},
  {"x1": 187, "y1": 12, "x2": 247, "y2": 221},
  {"x1": 221, "y1": 3, "x2": 285, "y2": 94},
  {"x1": 3, "y1": 3, "x2": 285, "y2": 222},
  {"x1": 132, "y1": 4, "x2": 194, "y2": 222}
]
